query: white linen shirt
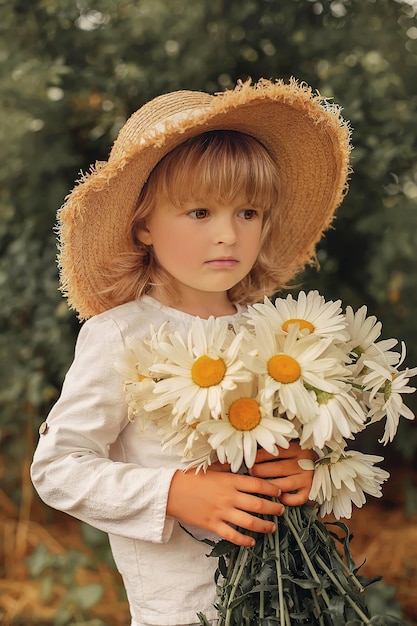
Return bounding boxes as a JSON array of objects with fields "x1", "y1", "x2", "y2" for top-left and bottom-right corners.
[{"x1": 31, "y1": 296, "x2": 245, "y2": 626}]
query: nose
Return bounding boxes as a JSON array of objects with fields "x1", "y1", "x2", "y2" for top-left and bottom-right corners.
[{"x1": 215, "y1": 215, "x2": 238, "y2": 246}]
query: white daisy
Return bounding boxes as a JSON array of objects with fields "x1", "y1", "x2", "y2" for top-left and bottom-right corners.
[
  {"x1": 362, "y1": 338, "x2": 402, "y2": 368},
  {"x1": 245, "y1": 291, "x2": 349, "y2": 341},
  {"x1": 123, "y1": 379, "x2": 162, "y2": 428},
  {"x1": 156, "y1": 414, "x2": 215, "y2": 473},
  {"x1": 362, "y1": 342, "x2": 417, "y2": 397},
  {"x1": 353, "y1": 342, "x2": 402, "y2": 382},
  {"x1": 363, "y1": 359, "x2": 417, "y2": 444},
  {"x1": 344, "y1": 306, "x2": 409, "y2": 383},
  {"x1": 198, "y1": 383, "x2": 297, "y2": 472},
  {"x1": 242, "y1": 319, "x2": 345, "y2": 423},
  {"x1": 115, "y1": 333, "x2": 163, "y2": 428},
  {"x1": 345, "y1": 305, "x2": 382, "y2": 353},
  {"x1": 299, "y1": 389, "x2": 366, "y2": 449},
  {"x1": 310, "y1": 448, "x2": 390, "y2": 519},
  {"x1": 145, "y1": 317, "x2": 251, "y2": 422},
  {"x1": 115, "y1": 333, "x2": 157, "y2": 382}
]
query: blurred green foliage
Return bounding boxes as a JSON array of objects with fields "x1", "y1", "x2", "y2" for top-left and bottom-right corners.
[
  {"x1": 0, "y1": 0, "x2": 417, "y2": 622},
  {"x1": 27, "y1": 544, "x2": 104, "y2": 624}
]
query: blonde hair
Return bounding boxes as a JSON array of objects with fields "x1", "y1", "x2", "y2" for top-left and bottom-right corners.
[{"x1": 104, "y1": 130, "x2": 285, "y2": 306}]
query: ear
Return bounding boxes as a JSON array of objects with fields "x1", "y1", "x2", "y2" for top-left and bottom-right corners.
[{"x1": 136, "y1": 225, "x2": 153, "y2": 246}]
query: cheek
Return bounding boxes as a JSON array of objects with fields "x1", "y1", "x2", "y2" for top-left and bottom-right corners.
[
  {"x1": 153, "y1": 230, "x2": 197, "y2": 266},
  {"x1": 248, "y1": 226, "x2": 263, "y2": 257}
]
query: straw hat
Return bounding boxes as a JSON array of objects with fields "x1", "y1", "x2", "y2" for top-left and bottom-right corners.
[{"x1": 58, "y1": 78, "x2": 351, "y2": 319}]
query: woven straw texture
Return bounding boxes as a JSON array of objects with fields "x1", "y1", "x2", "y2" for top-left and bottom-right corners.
[{"x1": 57, "y1": 78, "x2": 351, "y2": 319}]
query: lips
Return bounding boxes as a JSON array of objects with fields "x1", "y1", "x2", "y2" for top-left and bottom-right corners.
[{"x1": 206, "y1": 257, "x2": 238, "y2": 268}]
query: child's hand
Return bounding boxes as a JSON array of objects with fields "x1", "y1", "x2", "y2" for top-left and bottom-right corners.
[
  {"x1": 166, "y1": 468, "x2": 284, "y2": 547},
  {"x1": 249, "y1": 442, "x2": 315, "y2": 506}
]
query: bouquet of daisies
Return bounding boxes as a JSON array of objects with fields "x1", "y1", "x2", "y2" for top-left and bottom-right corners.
[{"x1": 116, "y1": 291, "x2": 416, "y2": 625}]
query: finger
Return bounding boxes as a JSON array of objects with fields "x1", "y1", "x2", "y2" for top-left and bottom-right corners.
[
  {"x1": 214, "y1": 521, "x2": 257, "y2": 547},
  {"x1": 269, "y1": 473, "x2": 313, "y2": 494},
  {"x1": 216, "y1": 513, "x2": 281, "y2": 547},
  {"x1": 227, "y1": 508, "x2": 280, "y2": 537},
  {"x1": 254, "y1": 442, "x2": 313, "y2": 465},
  {"x1": 279, "y1": 487, "x2": 311, "y2": 506},
  {"x1": 254, "y1": 448, "x2": 280, "y2": 463},
  {"x1": 276, "y1": 441, "x2": 316, "y2": 461},
  {"x1": 250, "y1": 459, "x2": 301, "y2": 479},
  {"x1": 235, "y1": 474, "x2": 282, "y2": 499},
  {"x1": 235, "y1": 491, "x2": 285, "y2": 518}
]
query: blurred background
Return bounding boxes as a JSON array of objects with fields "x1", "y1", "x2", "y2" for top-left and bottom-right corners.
[{"x1": 1, "y1": 0, "x2": 416, "y2": 624}]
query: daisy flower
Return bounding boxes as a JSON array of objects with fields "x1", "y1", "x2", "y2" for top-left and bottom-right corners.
[
  {"x1": 245, "y1": 291, "x2": 349, "y2": 341},
  {"x1": 345, "y1": 305, "x2": 382, "y2": 354},
  {"x1": 145, "y1": 317, "x2": 251, "y2": 422},
  {"x1": 198, "y1": 383, "x2": 297, "y2": 472},
  {"x1": 242, "y1": 319, "x2": 345, "y2": 423},
  {"x1": 156, "y1": 414, "x2": 215, "y2": 473},
  {"x1": 363, "y1": 358, "x2": 417, "y2": 444},
  {"x1": 115, "y1": 333, "x2": 163, "y2": 428},
  {"x1": 310, "y1": 448, "x2": 390, "y2": 519},
  {"x1": 299, "y1": 389, "x2": 366, "y2": 449},
  {"x1": 345, "y1": 306, "x2": 408, "y2": 382},
  {"x1": 115, "y1": 333, "x2": 157, "y2": 382}
]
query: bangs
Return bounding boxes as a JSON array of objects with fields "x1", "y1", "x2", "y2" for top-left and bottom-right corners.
[{"x1": 142, "y1": 130, "x2": 280, "y2": 211}]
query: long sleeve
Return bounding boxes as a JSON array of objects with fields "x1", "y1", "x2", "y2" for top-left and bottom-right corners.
[
  {"x1": 30, "y1": 297, "x2": 244, "y2": 625},
  {"x1": 30, "y1": 310, "x2": 177, "y2": 544}
]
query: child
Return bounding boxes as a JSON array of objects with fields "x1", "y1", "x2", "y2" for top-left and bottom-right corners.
[{"x1": 31, "y1": 79, "x2": 351, "y2": 626}]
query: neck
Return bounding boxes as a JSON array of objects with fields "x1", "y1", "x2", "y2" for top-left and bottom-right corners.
[{"x1": 148, "y1": 287, "x2": 237, "y2": 319}]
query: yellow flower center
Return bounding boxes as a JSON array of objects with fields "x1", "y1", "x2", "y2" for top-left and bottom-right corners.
[
  {"x1": 267, "y1": 354, "x2": 301, "y2": 383},
  {"x1": 229, "y1": 398, "x2": 261, "y2": 431},
  {"x1": 191, "y1": 355, "x2": 226, "y2": 387},
  {"x1": 282, "y1": 318, "x2": 315, "y2": 333}
]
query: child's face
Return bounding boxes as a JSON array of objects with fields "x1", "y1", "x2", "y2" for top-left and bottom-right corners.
[{"x1": 137, "y1": 195, "x2": 264, "y2": 306}]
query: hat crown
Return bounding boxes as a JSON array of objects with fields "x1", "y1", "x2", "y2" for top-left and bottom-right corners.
[{"x1": 110, "y1": 90, "x2": 214, "y2": 161}]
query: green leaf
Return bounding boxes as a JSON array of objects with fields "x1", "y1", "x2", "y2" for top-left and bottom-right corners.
[
  {"x1": 197, "y1": 612, "x2": 214, "y2": 626},
  {"x1": 209, "y1": 539, "x2": 237, "y2": 557},
  {"x1": 26, "y1": 543, "x2": 52, "y2": 577},
  {"x1": 218, "y1": 555, "x2": 228, "y2": 578},
  {"x1": 65, "y1": 583, "x2": 104, "y2": 611},
  {"x1": 287, "y1": 576, "x2": 320, "y2": 590}
]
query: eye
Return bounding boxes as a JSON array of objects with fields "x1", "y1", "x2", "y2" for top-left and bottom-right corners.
[
  {"x1": 239, "y1": 209, "x2": 259, "y2": 220},
  {"x1": 187, "y1": 208, "x2": 209, "y2": 220}
]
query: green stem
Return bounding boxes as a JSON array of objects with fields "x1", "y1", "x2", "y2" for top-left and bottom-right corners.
[
  {"x1": 284, "y1": 508, "x2": 332, "y2": 610},
  {"x1": 217, "y1": 548, "x2": 238, "y2": 626},
  {"x1": 216, "y1": 505, "x2": 371, "y2": 626},
  {"x1": 314, "y1": 554, "x2": 372, "y2": 624},
  {"x1": 259, "y1": 533, "x2": 267, "y2": 619},
  {"x1": 224, "y1": 548, "x2": 250, "y2": 626},
  {"x1": 315, "y1": 523, "x2": 365, "y2": 593},
  {"x1": 295, "y1": 505, "x2": 303, "y2": 528},
  {"x1": 259, "y1": 587, "x2": 265, "y2": 619},
  {"x1": 272, "y1": 516, "x2": 286, "y2": 624},
  {"x1": 289, "y1": 508, "x2": 327, "y2": 625}
]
